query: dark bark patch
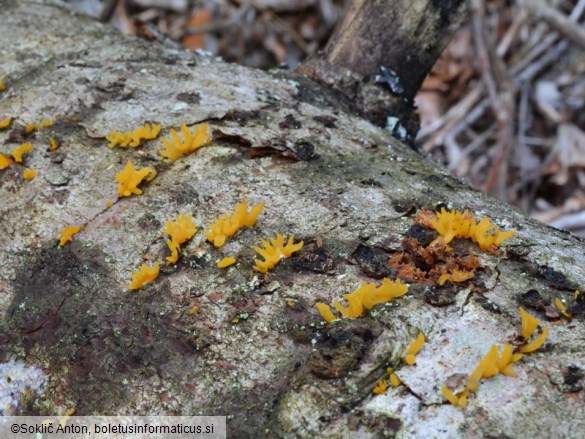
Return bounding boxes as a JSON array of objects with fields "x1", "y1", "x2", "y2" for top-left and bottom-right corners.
[{"x1": 5, "y1": 243, "x2": 202, "y2": 414}]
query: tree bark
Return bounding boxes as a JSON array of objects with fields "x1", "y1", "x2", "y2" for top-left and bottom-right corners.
[
  {"x1": 0, "y1": 1, "x2": 584, "y2": 438},
  {"x1": 299, "y1": 0, "x2": 468, "y2": 136}
]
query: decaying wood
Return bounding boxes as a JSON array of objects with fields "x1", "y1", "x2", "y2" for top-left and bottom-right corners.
[
  {"x1": 299, "y1": 0, "x2": 468, "y2": 133},
  {"x1": 1, "y1": 1, "x2": 584, "y2": 438}
]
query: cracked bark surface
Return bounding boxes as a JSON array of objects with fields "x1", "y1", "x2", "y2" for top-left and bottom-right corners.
[{"x1": 1, "y1": 1, "x2": 584, "y2": 437}]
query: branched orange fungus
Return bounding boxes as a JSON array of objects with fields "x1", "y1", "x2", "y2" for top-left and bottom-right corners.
[
  {"x1": 518, "y1": 306, "x2": 539, "y2": 340},
  {"x1": 437, "y1": 268, "x2": 475, "y2": 286},
  {"x1": 11, "y1": 143, "x2": 32, "y2": 163},
  {"x1": 24, "y1": 119, "x2": 53, "y2": 135},
  {"x1": 23, "y1": 169, "x2": 37, "y2": 180},
  {"x1": 0, "y1": 117, "x2": 11, "y2": 130},
  {"x1": 205, "y1": 198, "x2": 264, "y2": 247},
  {"x1": 316, "y1": 278, "x2": 408, "y2": 323},
  {"x1": 59, "y1": 225, "x2": 85, "y2": 246},
  {"x1": 431, "y1": 208, "x2": 516, "y2": 253},
  {"x1": 555, "y1": 290, "x2": 581, "y2": 318},
  {"x1": 405, "y1": 332, "x2": 425, "y2": 365},
  {"x1": 159, "y1": 123, "x2": 211, "y2": 160},
  {"x1": 128, "y1": 262, "x2": 160, "y2": 290},
  {"x1": 388, "y1": 368, "x2": 402, "y2": 387},
  {"x1": 49, "y1": 137, "x2": 59, "y2": 151},
  {"x1": 106, "y1": 123, "x2": 161, "y2": 148},
  {"x1": 162, "y1": 213, "x2": 197, "y2": 265},
  {"x1": 0, "y1": 154, "x2": 13, "y2": 169},
  {"x1": 217, "y1": 256, "x2": 236, "y2": 268},
  {"x1": 373, "y1": 367, "x2": 402, "y2": 395},
  {"x1": 518, "y1": 306, "x2": 550, "y2": 354},
  {"x1": 443, "y1": 343, "x2": 522, "y2": 407},
  {"x1": 253, "y1": 234, "x2": 303, "y2": 273},
  {"x1": 555, "y1": 298, "x2": 571, "y2": 318},
  {"x1": 442, "y1": 309, "x2": 550, "y2": 407},
  {"x1": 115, "y1": 160, "x2": 157, "y2": 197}
]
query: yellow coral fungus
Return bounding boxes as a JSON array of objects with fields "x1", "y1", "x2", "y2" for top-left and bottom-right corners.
[
  {"x1": 49, "y1": 137, "x2": 59, "y2": 151},
  {"x1": 373, "y1": 379, "x2": 388, "y2": 395},
  {"x1": 431, "y1": 208, "x2": 516, "y2": 253},
  {"x1": 316, "y1": 278, "x2": 408, "y2": 322},
  {"x1": 445, "y1": 343, "x2": 522, "y2": 406},
  {"x1": 106, "y1": 123, "x2": 161, "y2": 148},
  {"x1": 128, "y1": 262, "x2": 160, "y2": 290},
  {"x1": 0, "y1": 79, "x2": 4, "y2": 90},
  {"x1": 519, "y1": 328, "x2": 549, "y2": 353},
  {"x1": 0, "y1": 154, "x2": 13, "y2": 169},
  {"x1": 59, "y1": 225, "x2": 85, "y2": 246},
  {"x1": 441, "y1": 386, "x2": 467, "y2": 407},
  {"x1": 387, "y1": 367, "x2": 401, "y2": 387},
  {"x1": 162, "y1": 213, "x2": 197, "y2": 265},
  {"x1": 24, "y1": 123, "x2": 36, "y2": 135},
  {"x1": 405, "y1": 332, "x2": 425, "y2": 365},
  {"x1": 518, "y1": 306, "x2": 539, "y2": 340},
  {"x1": 517, "y1": 307, "x2": 549, "y2": 353},
  {"x1": 316, "y1": 303, "x2": 338, "y2": 323},
  {"x1": 11, "y1": 143, "x2": 32, "y2": 163},
  {"x1": 253, "y1": 234, "x2": 303, "y2": 273},
  {"x1": 115, "y1": 160, "x2": 157, "y2": 197},
  {"x1": 159, "y1": 122, "x2": 211, "y2": 160},
  {"x1": 166, "y1": 239, "x2": 181, "y2": 265},
  {"x1": 23, "y1": 119, "x2": 53, "y2": 135},
  {"x1": 217, "y1": 256, "x2": 236, "y2": 268},
  {"x1": 472, "y1": 344, "x2": 521, "y2": 381},
  {"x1": 205, "y1": 198, "x2": 264, "y2": 247},
  {"x1": 23, "y1": 169, "x2": 37, "y2": 181},
  {"x1": 555, "y1": 297, "x2": 572, "y2": 318},
  {"x1": 0, "y1": 117, "x2": 11, "y2": 130},
  {"x1": 437, "y1": 268, "x2": 474, "y2": 286}
]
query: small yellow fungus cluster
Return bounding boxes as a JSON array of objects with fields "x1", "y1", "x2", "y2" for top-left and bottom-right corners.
[
  {"x1": 437, "y1": 268, "x2": 475, "y2": 286},
  {"x1": 554, "y1": 290, "x2": 581, "y2": 318},
  {"x1": 205, "y1": 198, "x2": 264, "y2": 247},
  {"x1": 373, "y1": 367, "x2": 402, "y2": 395},
  {"x1": 442, "y1": 307, "x2": 548, "y2": 407},
  {"x1": 23, "y1": 169, "x2": 37, "y2": 181},
  {"x1": 253, "y1": 234, "x2": 304, "y2": 273},
  {"x1": 217, "y1": 256, "x2": 236, "y2": 268},
  {"x1": 373, "y1": 378, "x2": 388, "y2": 395},
  {"x1": 106, "y1": 123, "x2": 161, "y2": 148},
  {"x1": 59, "y1": 225, "x2": 85, "y2": 246},
  {"x1": 48, "y1": 137, "x2": 59, "y2": 151},
  {"x1": 316, "y1": 278, "x2": 408, "y2": 323},
  {"x1": 0, "y1": 117, "x2": 11, "y2": 130},
  {"x1": 12, "y1": 143, "x2": 32, "y2": 163},
  {"x1": 405, "y1": 332, "x2": 425, "y2": 365},
  {"x1": 442, "y1": 343, "x2": 522, "y2": 407},
  {"x1": 1, "y1": 143, "x2": 39, "y2": 180},
  {"x1": 0, "y1": 79, "x2": 4, "y2": 90},
  {"x1": 162, "y1": 213, "x2": 197, "y2": 265},
  {"x1": 518, "y1": 307, "x2": 549, "y2": 353},
  {"x1": 24, "y1": 119, "x2": 53, "y2": 135},
  {"x1": 432, "y1": 208, "x2": 516, "y2": 253},
  {"x1": 159, "y1": 123, "x2": 211, "y2": 160},
  {"x1": 115, "y1": 160, "x2": 157, "y2": 197},
  {"x1": 128, "y1": 262, "x2": 160, "y2": 290},
  {"x1": 0, "y1": 154, "x2": 13, "y2": 169}
]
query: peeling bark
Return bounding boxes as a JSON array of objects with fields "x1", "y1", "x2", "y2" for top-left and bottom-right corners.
[{"x1": 1, "y1": 1, "x2": 584, "y2": 438}]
